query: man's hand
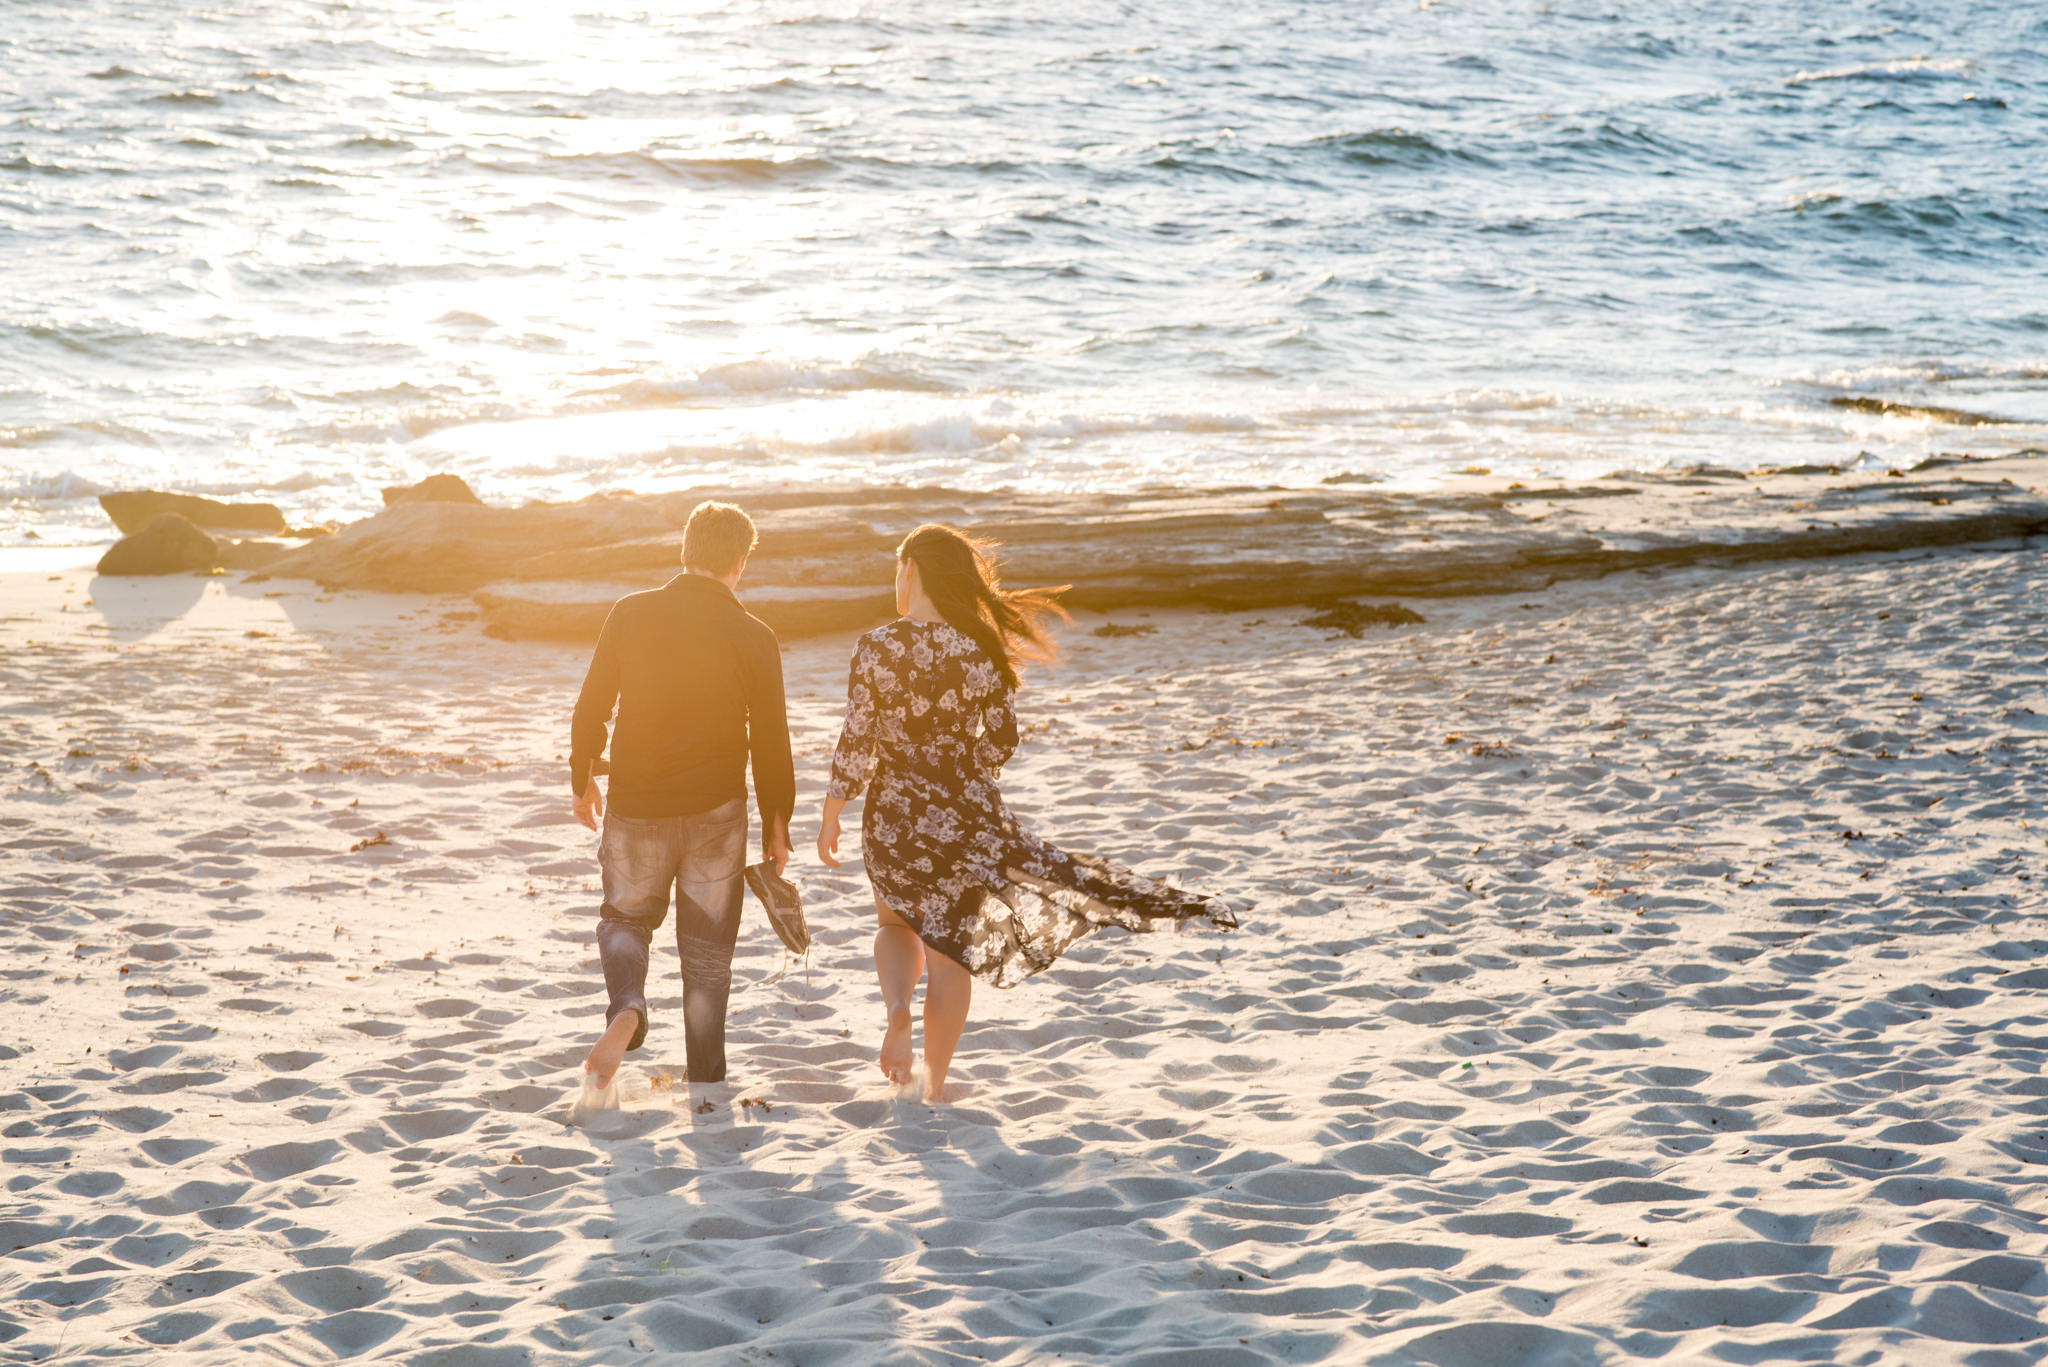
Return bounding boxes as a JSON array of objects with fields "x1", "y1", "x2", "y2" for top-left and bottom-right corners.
[
  {"x1": 817, "y1": 804, "x2": 843, "y2": 869},
  {"x1": 765, "y1": 817, "x2": 792, "y2": 879},
  {"x1": 574, "y1": 778, "x2": 605, "y2": 832}
]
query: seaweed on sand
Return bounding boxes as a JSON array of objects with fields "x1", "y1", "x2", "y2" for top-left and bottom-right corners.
[{"x1": 1302, "y1": 601, "x2": 1425, "y2": 637}]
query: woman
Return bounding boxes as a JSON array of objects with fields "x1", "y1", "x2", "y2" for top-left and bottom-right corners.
[{"x1": 817, "y1": 524, "x2": 1237, "y2": 1102}]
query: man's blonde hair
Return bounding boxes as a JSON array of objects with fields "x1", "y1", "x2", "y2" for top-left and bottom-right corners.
[{"x1": 681, "y1": 501, "x2": 758, "y2": 577}]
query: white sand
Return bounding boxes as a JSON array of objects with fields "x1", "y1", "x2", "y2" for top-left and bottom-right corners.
[{"x1": 3, "y1": 543, "x2": 2047, "y2": 1364}]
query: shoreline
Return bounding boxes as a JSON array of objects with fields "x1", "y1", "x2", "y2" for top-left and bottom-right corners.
[{"x1": 30, "y1": 450, "x2": 2048, "y2": 643}]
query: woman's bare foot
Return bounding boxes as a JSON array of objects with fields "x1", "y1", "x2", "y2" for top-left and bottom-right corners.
[
  {"x1": 879, "y1": 1005, "x2": 914, "y2": 1085},
  {"x1": 584, "y1": 1011, "x2": 640, "y2": 1088}
]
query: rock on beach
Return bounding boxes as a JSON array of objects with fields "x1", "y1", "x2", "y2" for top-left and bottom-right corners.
[
  {"x1": 95, "y1": 513, "x2": 219, "y2": 576},
  {"x1": 98, "y1": 489, "x2": 286, "y2": 537},
  {"x1": 249, "y1": 457, "x2": 2048, "y2": 643},
  {"x1": 383, "y1": 473, "x2": 484, "y2": 507}
]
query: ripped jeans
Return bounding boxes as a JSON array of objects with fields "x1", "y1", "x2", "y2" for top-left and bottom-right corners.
[{"x1": 595, "y1": 798, "x2": 747, "y2": 1082}]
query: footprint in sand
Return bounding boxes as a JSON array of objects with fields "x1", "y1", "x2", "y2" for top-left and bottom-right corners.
[
  {"x1": 381, "y1": 1107, "x2": 482, "y2": 1145},
  {"x1": 138, "y1": 1137, "x2": 214, "y2": 1164},
  {"x1": 115, "y1": 1071, "x2": 227, "y2": 1095},
  {"x1": 565, "y1": 1074, "x2": 620, "y2": 1126}
]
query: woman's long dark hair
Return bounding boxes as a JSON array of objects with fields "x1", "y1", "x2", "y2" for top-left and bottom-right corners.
[{"x1": 898, "y1": 524, "x2": 1067, "y2": 689}]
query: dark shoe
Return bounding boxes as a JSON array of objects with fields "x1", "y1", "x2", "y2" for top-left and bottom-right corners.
[{"x1": 743, "y1": 861, "x2": 810, "y2": 955}]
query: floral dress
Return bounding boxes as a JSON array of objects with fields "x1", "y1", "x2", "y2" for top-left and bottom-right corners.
[{"x1": 827, "y1": 618, "x2": 1237, "y2": 986}]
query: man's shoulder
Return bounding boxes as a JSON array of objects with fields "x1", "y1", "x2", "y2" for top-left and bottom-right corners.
[
  {"x1": 733, "y1": 602, "x2": 782, "y2": 651},
  {"x1": 604, "y1": 585, "x2": 672, "y2": 625},
  {"x1": 613, "y1": 584, "x2": 669, "y2": 611},
  {"x1": 608, "y1": 579, "x2": 779, "y2": 652}
]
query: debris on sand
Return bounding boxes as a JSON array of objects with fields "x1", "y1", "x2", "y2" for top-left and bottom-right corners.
[
  {"x1": 1092, "y1": 622, "x2": 1157, "y2": 638},
  {"x1": 348, "y1": 832, "x2": 391, "y2": 853},
  {"x1": 1303, "y1": 601, "x2": 1425, "y2": 637}
]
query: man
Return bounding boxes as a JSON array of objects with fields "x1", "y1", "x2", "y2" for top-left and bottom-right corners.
[{"x1": 570, "y1": 500, "x2": 794, "y2": 1089}]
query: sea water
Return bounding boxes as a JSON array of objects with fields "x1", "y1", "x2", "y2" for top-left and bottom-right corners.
[{"x1": 4, "y1": 0, "x2": 2045, "y2": 543}]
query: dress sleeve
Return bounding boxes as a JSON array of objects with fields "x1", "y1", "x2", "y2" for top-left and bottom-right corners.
[
  {"x1": 973, "y1": 675, "x2": 1019, "y2": 777},
  {"x1": 826, "y1": 637, "x2": 879, "y2": 801}
]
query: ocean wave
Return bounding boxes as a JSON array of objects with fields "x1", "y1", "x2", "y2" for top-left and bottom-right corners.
[
  {"x1": 0, "y1": 470, "x2": 107, "y2": 501},
  {"x1": 1793, "y1": 360, "x2": 2048, "y2": 390},
  {"x1": 1534, "y1": 119, "x2": 1703, "y2": 170},
  {"x1": 412, "y1": 388, "x2": 1780, "y2": 479},
  {"x1": 462, "y1": 148, "x2": 838, "y2": 186},
  {"x1": 1309, "y1": 129, "x2": 1484, "y2": 170},
  {"x1": 1827, "y1": 396, "x2": 2015, "y2": 426},
  {"x1": 1787, "y1": 56, "x2": 1975, "y2": 85},
  {"x1": 267, "y1": 469, "x2": 338, "y2": 494},
  {"x1": 0, "y1": 155, "x2": 83, "y2": 177},
  {"x1": 590, "y1": 358, "x2": 957, "y2": 404},
  {"x1": 1785, "y1": 192, "x2": 1972, "y2": 234},
  {"x1": 304, "y1": 402, "x2": 523, "y2": 447},
  {"x1": 290, "y1": 359, "x2": 957, "y2": 446},
  {"x1": 0, "y1": 418, "x2": 160, "y2": 450}
]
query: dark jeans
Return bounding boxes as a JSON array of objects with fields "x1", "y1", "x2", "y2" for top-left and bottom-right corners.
[{"x1": 596, "y1": 799, "x2": 747, "y2": 1082}]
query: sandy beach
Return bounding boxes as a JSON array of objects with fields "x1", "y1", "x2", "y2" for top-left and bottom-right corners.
[
  {"x1": 11, "y1": 0, "x2": 2048, "y2": 1359},
  {"x1": 4, "y1": 536, "x2": 2047, "y2": 1364}
]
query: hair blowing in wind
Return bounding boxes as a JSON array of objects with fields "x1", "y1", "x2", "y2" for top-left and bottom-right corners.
[{"x1": 898, "y1": 524, "x2": 1067, "y2": 689}]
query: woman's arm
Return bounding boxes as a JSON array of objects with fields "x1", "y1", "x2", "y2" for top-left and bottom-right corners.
[
  {"x1": 973, "y1": 679, "x2": 1020, "y2": 776},
  {"x1": 817, "y1": 793, "x2": 848, "y2": 869},
  {"x1": 820, "y1": 639, "x2": 876, "y2": 867}
]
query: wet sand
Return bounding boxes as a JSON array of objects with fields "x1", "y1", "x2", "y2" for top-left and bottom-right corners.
[{"x1": 4, "y1": 539, "x2": 2048, "y2": 1363}]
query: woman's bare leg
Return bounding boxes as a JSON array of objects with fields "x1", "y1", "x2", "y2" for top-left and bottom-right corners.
[
  {"x1": 920, "y1": 950, "x2": 972, "y2": 1104},
  {"x1": 873, "y1": 898, "x2": 924, "y2": 1085}
]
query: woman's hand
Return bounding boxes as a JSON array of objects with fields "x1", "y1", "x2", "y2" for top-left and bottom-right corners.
[{"x1": 817, "y1": 797, "x2": 846, "y2": 869}]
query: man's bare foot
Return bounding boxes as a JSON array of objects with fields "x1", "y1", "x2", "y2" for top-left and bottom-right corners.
[
  {"x1": 584, "y1": 1011, "x2": 639, "y2": 1088},
  {"x1": 879, "y1": 1005, "x2": 914, "y2": 1085}
]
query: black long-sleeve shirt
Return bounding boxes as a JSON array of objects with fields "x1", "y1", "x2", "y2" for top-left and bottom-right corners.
[{"x1": 570, "y1": 574, "x2": 795, "y2": 828}]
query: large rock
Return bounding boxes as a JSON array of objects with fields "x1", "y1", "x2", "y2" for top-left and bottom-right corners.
[
  {"x1": 99, "y1": 490, "x2": 286, "y2": 537},
  {"x1": 256, "y1": 496, "x2": 679, "y2": 595},
  {"x1": 474, "y1": 583, "x2": 895, "y2": 643},
  {"x1": 97, "y1": 514, "x2": 219, "y2": 576},
  {"x1": 248, "y1": 459, "x2": 2048, "y2": 636},
  {"x1": 214, "y1": 539, "x2": 289, "y2": 571},
  {"x1": 383, "y1": 473, "x2": 483, "y2": 507}
]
